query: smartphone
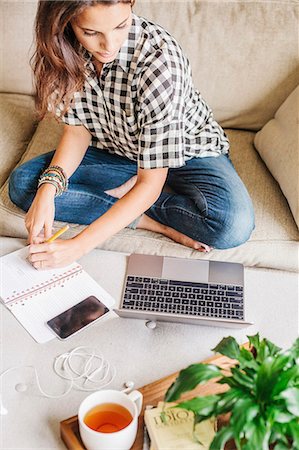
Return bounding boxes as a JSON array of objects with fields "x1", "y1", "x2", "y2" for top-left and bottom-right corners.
[{"x1": 47, "y1": 295, "x2": 110, "y2": 340}]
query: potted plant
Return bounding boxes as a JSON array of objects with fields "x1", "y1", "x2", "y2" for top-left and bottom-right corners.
[{"x1": 164, "y1": 333, "x2": 299, "y2": 449}]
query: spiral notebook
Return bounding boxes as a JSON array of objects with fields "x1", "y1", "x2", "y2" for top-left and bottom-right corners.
[{"x1": 0, "y1": 247, "x2": 115, "y2": 343}]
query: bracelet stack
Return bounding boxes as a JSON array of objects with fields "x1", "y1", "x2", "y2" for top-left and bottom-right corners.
[{"x1": 37, "y1": 165, "x2": 68, "y2": 197}]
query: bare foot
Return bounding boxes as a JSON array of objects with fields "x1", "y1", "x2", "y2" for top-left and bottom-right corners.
[
  {"x1": 137, "y1": 214, "x2": 211, "y2": 252},
  {"x1": 105, "y1": 177, "x2": 211, "y2": 252},
  {"x1": 105, "y1": 176, "x2": 137, "y2": 199}
]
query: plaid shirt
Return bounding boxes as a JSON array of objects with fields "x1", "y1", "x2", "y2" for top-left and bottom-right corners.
[{"x1": 57, "y1": 13, "x2": 229, "y2": 169}]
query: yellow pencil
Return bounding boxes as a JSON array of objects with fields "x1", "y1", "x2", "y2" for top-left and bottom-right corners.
[{"x1": 46, "y1": 225, "x2": 69, "y2": 243}]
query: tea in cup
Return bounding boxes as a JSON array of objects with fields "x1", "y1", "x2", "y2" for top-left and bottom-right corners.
[{"x1": 78, "y1": 389, "x2": 143, "y2": 450}]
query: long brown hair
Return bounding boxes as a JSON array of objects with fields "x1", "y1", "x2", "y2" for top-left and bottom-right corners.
[{"x1": 31, "y1": 0, "x2": 134, "y2": 120}]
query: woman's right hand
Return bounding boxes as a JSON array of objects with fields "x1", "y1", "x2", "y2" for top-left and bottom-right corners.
[{"x1": 25, "y1": 184, "x2": 56, "y2": 244}]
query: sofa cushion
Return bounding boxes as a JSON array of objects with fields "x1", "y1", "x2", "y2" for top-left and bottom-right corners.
[
  {"x1": 133, "y1": 1, "x2": 299, "y2": 132},
  {"x1": 254, "y1": 86, "x2": 299, "y2": 228},
  {"x1": 0, "y1": 93, "x2": 37, "y2": 186},
  {"x1": 0, "y1": 117, "x2": 298, "y2": 272},
  {"x1": 0, "y1": 1, "x2": 36, "y2": 96},
  {"x1": 1, "y1": 0, "x2": 298, "y2": 131}
]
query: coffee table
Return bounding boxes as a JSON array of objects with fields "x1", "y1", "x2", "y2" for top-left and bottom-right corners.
[{"x1": 1, "y1": 237, "x2": 298, "y2": 449}]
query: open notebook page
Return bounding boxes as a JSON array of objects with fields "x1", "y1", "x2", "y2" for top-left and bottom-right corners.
[
  {"x1": 1, "y1": 247, "x2": 82, "y2": 303},
  {"x1": 1, "y1": 247, "x2": 115, "y2": 343}
]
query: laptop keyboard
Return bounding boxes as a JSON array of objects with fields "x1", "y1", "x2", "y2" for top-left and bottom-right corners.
[{"x1": 122, "y1": 276, "x2": 244, "y2": 320}]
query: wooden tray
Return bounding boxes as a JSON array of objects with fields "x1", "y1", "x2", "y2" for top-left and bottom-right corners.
[{"x1": 60, "y1": 344, "x2": 249, "y2": 449}]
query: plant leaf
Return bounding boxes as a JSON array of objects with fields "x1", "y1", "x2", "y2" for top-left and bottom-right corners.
[
  {"x1": 238, "y1": 347, "x2": 259, "y2": 370},
  {"x1": 218, "y1": 375, "x2": 246, "y2": 390},
  {"x1": 252, "y1": 337, "x2": 281, "y2": 363},
  {"x1": 230, "y1": 398, "x2": 259, "y2": 439},
  {"x1": 279, "y1": 387, "x2": 299, "y2": 416},
  {"x1": 268, "y1": 425, "x2": 289, "y2": 446},
  {"x1": 230, "y1": 367, "x2": 255, "y2": 390},
  {"x1": 271, "y1": 354, "x2": 294, "y2": 373},
  {"x1": 247, "y1": 333, "x2": 260, "y2": 352},
  {"x1": 270, "y1": 421, "x2": 292, "y2": 444},
  {"x1": 242, "y1": 366, "x2": 258, "y2": 377},
  {"x1": 245, "y1": 416, "x2": 271, "y2": 450},
  {"x1": 289, "y1": 337, "x2": 299, "y2": 360},
  {"x1": 273, "y1": 442, "x2": 292, "y2": 450},
  {"x1": 266, "y1": 405, "x2": 294, "y2": 424},
  {"x1": 214, "y1": 388, "x2": 246, "y2": 415},
  {"x1": 212, "y1": 336, "x2": 241, "y2": 360},
  {"x1": 209, "y1": 425, "x2": 234, "y2": 450},
  {"x1": 164, "y1": 363, "x2": 222, "y2": 402},
  {"x1": 264, "y1": 338, "x2": 282, "y2": 357},
  {"x1": 286, "y1": 420, "x2": 299, "y2": 449},
  {"x1": 240, "y1": 442, "x2": 253, "y2": 450},
  {"x1": 175, "y1": 395, "x2": 219, "y2": 418},
  {"x1": 256, "y1": 356, "x2": 278, "y2": 402},
  {"x1": 272, "y1": 365, "x2": 299, "y2": 397},
  {"x1": 239, "y1": 346, "x2": 254, "y2": 361}
]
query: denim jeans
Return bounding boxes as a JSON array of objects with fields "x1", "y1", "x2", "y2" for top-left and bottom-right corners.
[{"x1": 9, "y1": 147, "x2": 255, "y2": 249}]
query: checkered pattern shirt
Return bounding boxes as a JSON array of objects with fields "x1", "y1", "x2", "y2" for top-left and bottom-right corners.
[{"x1": 56, "y1": 13, "x2": 230, "y2": 169}]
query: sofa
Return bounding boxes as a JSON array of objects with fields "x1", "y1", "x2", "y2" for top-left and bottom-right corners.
[{"x1": 0, "y1": 0, "x2": 298, "y2": 272}]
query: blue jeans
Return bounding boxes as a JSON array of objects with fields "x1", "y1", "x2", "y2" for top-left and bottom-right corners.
[{"x1": 8, "y1": 147, "x2": 255, "y2": 249}]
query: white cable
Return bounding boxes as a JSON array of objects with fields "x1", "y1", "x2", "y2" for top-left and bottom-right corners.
[
  {"x1": 53, "y1": 346, "x2": 116, "y2": 391},
  {"x1": 0, "y1": 346, "x2": 116, "y2": 414}
]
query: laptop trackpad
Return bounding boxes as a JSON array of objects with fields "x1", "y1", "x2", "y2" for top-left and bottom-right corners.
[{"x1": 162, "y1": 257, "x2": 209, "y2": 283}]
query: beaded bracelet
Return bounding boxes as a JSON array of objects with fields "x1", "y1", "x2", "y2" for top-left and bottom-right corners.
[
  {"x1": 41, "y1": 171, "x2": 66, "y2": 191},
  {"x1": 38, "y1": 176, "x2": 65, "y2": 196},
  {"x1": 46, "y1": 165, "x2": 68, "y2": 190},
  {"x1": 38, "y1": 175, "x2": 67, "y2": 197},
  {"x1": 38, "y1": 172, "x2": 65, "y2": 196},
  {"x1": 38, "y1": 165, "x2": 68, "y2": 197},
  {"x1": 47, "y1": 166, "x2": 67, "y2": 182},
  {"x1": 38, "y1": 177, "x2": 64, "y2": 197},
  {"x1": 38, "y1": 179, "x2": 62, "y2": 196}
]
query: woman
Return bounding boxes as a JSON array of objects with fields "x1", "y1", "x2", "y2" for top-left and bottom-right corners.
[{"x1": 9, "y1": 0, "x2": 254, "y2": 270}]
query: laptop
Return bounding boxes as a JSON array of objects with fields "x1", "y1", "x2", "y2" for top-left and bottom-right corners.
[{"x1": 114, "y1": 254, "x2": 253, "y2": 329}]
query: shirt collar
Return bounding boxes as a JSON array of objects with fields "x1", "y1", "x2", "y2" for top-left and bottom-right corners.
[
  {"x1": 115, "y1": 13, "x2": 141, "y2": 72},
  {"x1": 83, "y1": 13, "x2": 141, "y2": 76}
]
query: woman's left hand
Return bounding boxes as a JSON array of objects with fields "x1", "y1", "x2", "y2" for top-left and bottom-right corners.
[{"x1": 28, "y1": 238, "x2": 83, "y2": 270}]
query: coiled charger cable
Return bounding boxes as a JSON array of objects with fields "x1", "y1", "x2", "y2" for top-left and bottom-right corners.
[{"x1": 0, "y1": 346, "x2": 123, "y2": 415}]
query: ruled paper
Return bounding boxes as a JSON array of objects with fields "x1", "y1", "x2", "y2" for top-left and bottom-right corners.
[{"x1": 0, "y1": 247, "x2": 115, "y2": 343}]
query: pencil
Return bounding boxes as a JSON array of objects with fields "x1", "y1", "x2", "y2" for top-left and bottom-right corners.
[{"x1": 46, "y1": 225, "x2": 69, "y2": 243}]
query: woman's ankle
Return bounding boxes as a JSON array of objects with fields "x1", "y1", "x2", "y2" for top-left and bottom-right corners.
[{"x1": 136, "y1": 214, "x2": 211, "y2": 252}]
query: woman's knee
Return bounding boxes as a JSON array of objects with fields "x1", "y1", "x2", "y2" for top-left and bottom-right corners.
[
  {"x1": 208, "y1": 198, "x2": 255, "y2": 249},
  {"x1": 9, "y1": 165, "x2": 34, "y2": 210},
  {"x1": 9, "y1": 151, "x2": 54, "y2": 208}
]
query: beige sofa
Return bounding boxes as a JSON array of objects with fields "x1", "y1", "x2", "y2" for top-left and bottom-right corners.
[{"x1": 0, "y1": 0, "x2": 298, "y2": 272}]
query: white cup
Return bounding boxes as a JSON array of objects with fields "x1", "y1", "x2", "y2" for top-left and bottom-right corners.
[{"x1": 78, "y1": 389, "x2": 143, "y2": 450}]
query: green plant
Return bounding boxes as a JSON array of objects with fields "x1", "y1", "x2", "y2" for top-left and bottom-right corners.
[{"x1": 164, "y1": 334, "x2": 299, "y2": 450}]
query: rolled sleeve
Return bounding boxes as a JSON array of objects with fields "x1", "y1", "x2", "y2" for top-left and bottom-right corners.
[
  {"x1": 137, "y1": 51, "x2": 185, "y2": 169},
  {"x1": 52, "y1": 90, "x2": 82, "y2": 126},
  {"x1": 61, "y1": 111, "x2": 82, "y2": 126},
  {"x1": 55, "y1": 103, "x2": 82, "y2": 126}
]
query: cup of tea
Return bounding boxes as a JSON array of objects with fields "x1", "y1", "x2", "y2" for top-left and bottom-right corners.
[{"x1": 78, "y1": 389, "x2": 143, "y2": 450}]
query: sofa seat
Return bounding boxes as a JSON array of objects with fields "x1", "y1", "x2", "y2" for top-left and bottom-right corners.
[{"x1": 0, "y1": 96, "x2": 298, "y2": 272}]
